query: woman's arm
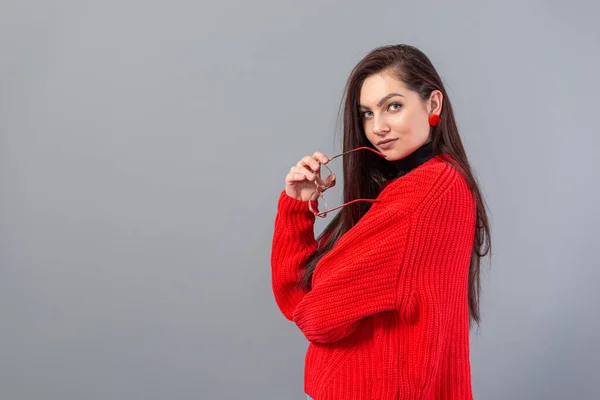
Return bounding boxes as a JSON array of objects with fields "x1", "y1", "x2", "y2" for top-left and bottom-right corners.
[
  {"x1": 271, "y1": 185, "x2": 415, "y2": 344},
  {"x1": 270, "y1": 190, "x2": 318, "y2": 321},
  {"x1": 289, "y1": 197, "x2": 413, "y2": 343}
]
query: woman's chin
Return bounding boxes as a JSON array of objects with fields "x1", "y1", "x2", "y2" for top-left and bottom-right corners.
[{"x1": 382, "y1": 149, "x2": 407, "y2": 162}]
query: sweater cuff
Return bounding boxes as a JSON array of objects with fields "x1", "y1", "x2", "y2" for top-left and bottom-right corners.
[{"x1": 277, "y1": 190, "x2": 317, "y2": 246}]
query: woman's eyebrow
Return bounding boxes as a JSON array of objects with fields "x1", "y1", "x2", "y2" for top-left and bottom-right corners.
[{"x1": 359, "y1": 92, "x2": 404, "y2": 110}]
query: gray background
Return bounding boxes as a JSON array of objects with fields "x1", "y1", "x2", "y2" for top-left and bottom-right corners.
[{"x1": 1, "y1": 0, "x2": 599, "y2": 399}]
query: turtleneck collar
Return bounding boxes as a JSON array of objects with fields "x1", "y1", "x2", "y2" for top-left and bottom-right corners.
[{"x1": 388, "y1": 141, "x2": 435, "y2": 179}]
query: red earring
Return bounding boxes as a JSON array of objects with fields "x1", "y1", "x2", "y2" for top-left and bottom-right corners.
[{"x1": 429, "y1": 114, "x2": 440, "y2": 127}]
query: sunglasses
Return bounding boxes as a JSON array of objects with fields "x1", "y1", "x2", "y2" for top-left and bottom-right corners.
[{"x1": 308, "y1": 146, "x2": 387, "y2": 218}]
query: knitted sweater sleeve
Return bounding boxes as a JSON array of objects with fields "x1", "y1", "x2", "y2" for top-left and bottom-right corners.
[
  {"x1": 270, "y1": 190, "x2": 319, "y2": 324},
  {"x1": 271, "y1": 188, "x2": 415, "y2": 344}
]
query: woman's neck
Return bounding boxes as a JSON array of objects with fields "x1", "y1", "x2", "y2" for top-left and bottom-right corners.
[{"x1": 389, "y1": 141, "x2": 434, "y2": 179}]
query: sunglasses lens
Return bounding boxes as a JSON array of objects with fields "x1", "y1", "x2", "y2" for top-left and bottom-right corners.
[
  {"x1": 316, "y1": 164, "x2": 333, "y2": 188},
  {"x1": 309, "y1": 190, "x2": 325, "y2": 216}
]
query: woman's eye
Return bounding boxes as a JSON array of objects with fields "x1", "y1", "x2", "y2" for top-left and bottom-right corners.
[
  {"x1": 388, "y1": 102, "x2": 403, "y2": 111},
  {"x1": 362, "y1": 111, "x2": 373, "y2": 119}
]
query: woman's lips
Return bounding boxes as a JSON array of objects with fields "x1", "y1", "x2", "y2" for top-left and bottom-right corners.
[{"x1": 378, "y1": 138, "x2": 398, "y2": 150}]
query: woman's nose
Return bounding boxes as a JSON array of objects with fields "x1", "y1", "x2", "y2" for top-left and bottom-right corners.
[{"x1": 372, "y1": 115, "x2": 390, "y2": 135}]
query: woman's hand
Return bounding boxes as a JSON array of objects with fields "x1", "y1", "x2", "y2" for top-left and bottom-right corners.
[{"x1": 285, "y1": 151, "x2": 336, "y2": 201}]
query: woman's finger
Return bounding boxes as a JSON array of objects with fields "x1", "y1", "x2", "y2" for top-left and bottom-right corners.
[
  {"x1": 312, "y1": 151, "x2": 329, "y2": 164},
  {"x1": 298, "y1": 155, "x2": 321, "y2": 173},
  {"x1": 287, "y1": 166, "x2": 313, "y2": 183},
  {"x1": 294, "y1": 161, "x2": 317, "y2": 181},
  {"x1": 326, "y1": 173, "x2": 336, "y2": 187}
]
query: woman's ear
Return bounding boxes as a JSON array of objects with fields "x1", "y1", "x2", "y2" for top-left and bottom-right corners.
[{"x1": 429, "y1": 90, "x2": 443, "y2": 115}]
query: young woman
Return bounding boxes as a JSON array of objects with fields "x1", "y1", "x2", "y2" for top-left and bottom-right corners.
[{"x1": 270, "y1": 44, "x2": 491, "y2": 400}]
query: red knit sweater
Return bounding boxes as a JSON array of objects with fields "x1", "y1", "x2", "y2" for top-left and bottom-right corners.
[{"x1": 271, "y1": 156, "x2": 477, "y2": 400}]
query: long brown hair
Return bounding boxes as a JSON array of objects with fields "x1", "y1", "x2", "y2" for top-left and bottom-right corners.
[{"x1": 298, "y1": 44, "x2": 492, "y2": 327}]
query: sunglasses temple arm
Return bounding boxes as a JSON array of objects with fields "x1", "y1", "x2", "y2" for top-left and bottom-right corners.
[
  {"x1": 315, "y1": 198, "x2": 381, "y2": 218},
  {"x1": 326, "y1": 147, "x2": 386, "y2": 164}
]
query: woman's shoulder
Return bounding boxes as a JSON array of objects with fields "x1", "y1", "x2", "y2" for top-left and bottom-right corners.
[{"x1": 379, "y1": 154, "x2": 470, "y2": 206}]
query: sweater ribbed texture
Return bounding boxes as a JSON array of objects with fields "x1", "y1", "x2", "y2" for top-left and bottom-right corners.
[{"x1": 271, "y1": 156, "x2": 476, "y2": 400}]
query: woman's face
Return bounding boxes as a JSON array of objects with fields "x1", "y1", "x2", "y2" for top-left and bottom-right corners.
[{"x1": 359, "y1": 70, "x2": 442, "y2": 161}]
